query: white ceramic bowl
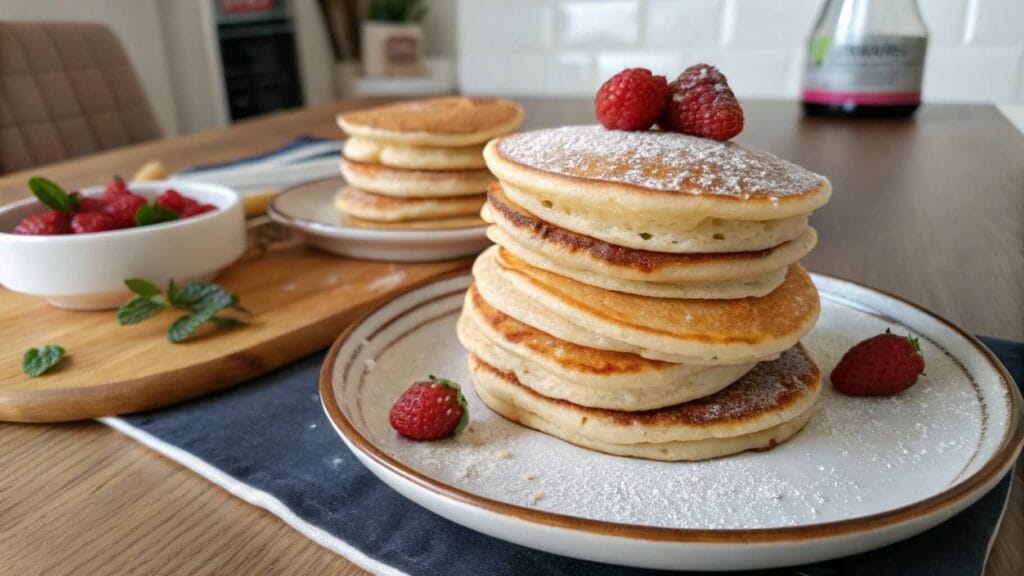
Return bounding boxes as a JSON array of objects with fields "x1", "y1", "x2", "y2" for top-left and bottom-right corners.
[{"x1": 0, "y1": 181, "x2": 246, "y2": 310}]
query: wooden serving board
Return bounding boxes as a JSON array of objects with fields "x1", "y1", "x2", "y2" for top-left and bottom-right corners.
[{"x1": 0, "y1": 225, "x2": 469, "y2": 422}]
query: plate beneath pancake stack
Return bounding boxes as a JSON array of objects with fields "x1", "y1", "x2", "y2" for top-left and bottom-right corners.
[
  {"x1": 268, "y1": 177, "x2": 489, "y2": 262},
  {"x1": 319, "y1": 272, "x2": 1022, "y2": 571}
]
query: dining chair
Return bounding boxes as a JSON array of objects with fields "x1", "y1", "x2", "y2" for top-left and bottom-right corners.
[{"x1": 0, "y1": 20, "x2": 162, "y2": 174}]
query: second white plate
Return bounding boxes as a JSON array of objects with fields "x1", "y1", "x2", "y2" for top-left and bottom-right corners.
[{"x1": 268, "y1": 177, "x2": 489, "y2": 262}]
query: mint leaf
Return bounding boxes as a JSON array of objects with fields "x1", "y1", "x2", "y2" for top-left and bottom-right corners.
[
  {"x1": 125, "y1": 278, "x2": 162, "y2": 297},
  {"x1": 118, "y1": 295, "x2": 168, "y2": 325},
  {"x1": 209, "y1": 316, "x2": 245, "y2": 328},
  {"x1": 169, "y1": 282, "x2": 231, "y2": 308},
  {"x1": 167, "y1": 279, "x2": 179, "y2": 304},
  {"x1": 167, "y1": 312, "x2": 209, "y2": 343},
  {"x1": 119, "y1": 277, "x2": 246, "y2": 343},
  {"x1": 23, "y1": 345, "x2": 66, "y2": 377},
  {"x1": 28, "y1": 177, "x2": 77, "y2": 212},
  {"x1": 135, "y1": 204, "x2": 179, "y2": 227}
]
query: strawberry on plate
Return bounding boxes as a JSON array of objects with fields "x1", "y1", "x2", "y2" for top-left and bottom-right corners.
[
  {"x1": 389, "y1": 375, "x2": 468, "y2": 440},
  {"x1": 831, "y1": 330, "x2": 926, "y2": 396}
]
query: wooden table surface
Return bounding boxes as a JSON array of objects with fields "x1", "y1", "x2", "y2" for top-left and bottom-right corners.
[{"x1": 1, "y1": 99, "x2": 1021, "y2": 575}]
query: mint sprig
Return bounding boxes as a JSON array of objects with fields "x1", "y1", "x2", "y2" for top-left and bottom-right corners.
[
  {"x1": 23, "y1": 345, "x2": 66, "y2": 377},
  {"x1": 135, "y1": 204, "x2": 179, "y2": 227},
  {"x1": 28, "y1": 177, "x2": 77, "y2": 212},
  {"x1": 117, "y1": 278, "x2": 247, "y2": 343}
]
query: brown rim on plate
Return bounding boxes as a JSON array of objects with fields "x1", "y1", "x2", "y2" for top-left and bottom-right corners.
[
  {"x1": 319, "y1": 270, "x2": 1023, "y2": 544},
  {"x1": 268, "y1": 177, "x2": 489, "y2": 233}
]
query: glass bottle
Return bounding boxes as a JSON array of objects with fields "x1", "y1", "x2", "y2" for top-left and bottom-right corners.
[{"x1": 802, "y1": 0, "x2": 928, "y2": 118}]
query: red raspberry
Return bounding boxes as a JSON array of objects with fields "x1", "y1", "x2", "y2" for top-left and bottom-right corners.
[
  {"x1": 831, "y1": 330, "x2": 926, "y2": 396},
  {"x1": 660, "y1": 64, "x2": 744, "y2": 141},
  {"x1": 155, "y1": 189, "x2": 195, "y2": 214},
  {"x1": 179, "y1": 203, "x2": 216, "y2": 218},
  {"x1": 70, "y1": 192, "x2": 106, "y2": 213},
  {"x1": 101, "y1": 193, "x2": 146, "y2": 228},
  {"x1": 103, "y1": 177, "x2": 129, "y2": 202},
  {"x1": 389, "y1": 376, "x2": 468, "y2": 440},
  {"x1": 13, "y1": 211, "x2": 71, "y2": 235},
  {"x1": 594, "y1": 68, "x2": 669, "y2": 131},
  {"x1": 71, "y1": 212, "x2": 118, "y2": 234}
]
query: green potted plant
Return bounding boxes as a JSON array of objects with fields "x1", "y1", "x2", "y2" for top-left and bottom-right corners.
[{"x1": 362, "y1": 0, "x2": 427, "y2": 78}]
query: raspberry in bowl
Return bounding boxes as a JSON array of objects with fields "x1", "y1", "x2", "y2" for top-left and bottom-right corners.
[{"x1": 0, "y1": 179, "x2": 246, "y2": 310}]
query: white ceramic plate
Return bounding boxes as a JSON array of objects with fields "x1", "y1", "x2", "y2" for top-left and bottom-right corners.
[
  {"x1": 320, "y1": 272, "x2": 1022, "y2": 571},
  {"x1": 267, "y1": 177, "x2": 488, "y2": 262}
]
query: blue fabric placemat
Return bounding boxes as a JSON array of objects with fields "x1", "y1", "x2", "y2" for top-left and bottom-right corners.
[
  {"x1": 175, "y1": 135, "x2": 338, "y2": 174},
  {"x1": 110, "y1": 336, "x2": 1022, "y2": 575}
]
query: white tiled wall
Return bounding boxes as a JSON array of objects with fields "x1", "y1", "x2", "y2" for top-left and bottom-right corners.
[{"x1": 456, "y1": 0, "x2": 1024, "y2": 103}]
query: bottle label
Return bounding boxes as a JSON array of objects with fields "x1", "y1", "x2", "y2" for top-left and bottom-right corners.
[{"x1": 803, "y1": 35, "x2": 926, "y2": 106}]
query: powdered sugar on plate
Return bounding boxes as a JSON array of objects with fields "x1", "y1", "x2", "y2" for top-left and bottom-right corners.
[
  {"x1": 332, "y1": 275, "x2": 1007, "y2": 531},
  {"x1": 496, "y1": 126, "x2": 827, "y2": 198}
]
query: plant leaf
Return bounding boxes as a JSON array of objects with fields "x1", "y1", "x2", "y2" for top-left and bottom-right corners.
[
  {"x1": 209, "y1": 316, "x2": 245, "y2": 327},
  {"x1": 171, "y1": 282, "x2": 237, "y2": 313},
  {"x1": 118, "y1": 295, "x2": 167, "y2": 325},
  {"x1": 28, "y1": 177, "x2": 77, "y2": 212},
  {"x1": 23, "y1": 345, "x2": 66, "y2": 377},
  {"x1": 124, "y1": 278, "x2": 162, "y2": 297},
  {"x1": 135, "y1": 204, "x2": 179, "y2": 227},
  {"x1": 167, "y1": 313, "x2": 208, "y2": 343},
  {"x1": 167, "y1": 278, "x2": 179, "y2": 304}
]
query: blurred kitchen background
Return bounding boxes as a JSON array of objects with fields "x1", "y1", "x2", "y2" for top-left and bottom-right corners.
[{"x1": 2, "y1": 0, "x2": 1022, "y2": 137}]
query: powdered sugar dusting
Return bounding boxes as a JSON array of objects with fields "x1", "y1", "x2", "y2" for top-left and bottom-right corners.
[
  {"x1": 497, "y1": 126, "x2": 825, "y2": 198},
  {"x1": 337, "y1": 280, "x2": 1000, "y2": 531}
]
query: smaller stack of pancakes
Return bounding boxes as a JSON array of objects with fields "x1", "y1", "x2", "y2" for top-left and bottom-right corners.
[
  {"x1": 457, "y1": 126, "x2": 833, "y2": 461},
  {"x1": 335, "y1": 97, "x2": 523, "y2": 229}
]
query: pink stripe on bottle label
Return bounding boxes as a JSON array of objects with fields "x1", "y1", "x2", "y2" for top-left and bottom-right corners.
[{"x1": 802, "y1": 90, "x2": 921, "y2": 106}]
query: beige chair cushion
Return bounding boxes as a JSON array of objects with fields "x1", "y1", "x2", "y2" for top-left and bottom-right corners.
[{"x1": 0, "y1": 21, "x2": 161, "y2": 174}]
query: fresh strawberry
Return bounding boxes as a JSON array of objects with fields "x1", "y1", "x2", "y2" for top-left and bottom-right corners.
[
  {"x1": 660, "y1": 63, "x2": 744, "y2": 141},
  {"x1": 179, "y1": 203, "x2": 216, "y2": 218},
  {"x1": 12, "y1": 211, "x2": 71, "y2": 235},
  {"x1": 155, "y1": 189, "x2": 195, "y2": 214},
  {"x1": 831, "y1": 330, "x2": 925, "y2": 396},
  {"x1": 71, "y1": 212, "x2": 117, "y2": 234},
  {"x1": 101, "y1": 193, "x2": 146, "y2": 228},
  {"x1": 594, "y1": 67, "x2": 669, "y2": 131},
  {"x1": 389, "y1": 375, "x2": 468, "y2": 440},
  {"x1": 103, "y1": 176, "x2": 129, "y2": 201},
  {"x1": 70, "y1": 192, "x2": 106, "y2": 213}
]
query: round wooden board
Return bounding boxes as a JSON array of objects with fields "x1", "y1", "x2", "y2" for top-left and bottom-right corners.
[{"x1": 0, "y1": 231, "x2": 469, "y2": 423}]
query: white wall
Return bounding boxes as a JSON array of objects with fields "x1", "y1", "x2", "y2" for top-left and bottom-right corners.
[
  {"x1": 0, "y1": 0, "x2": 182, "y2": 135},
  {"x1": 292, "y1": 0, "x2": 336, "y2": 106},
  {"x1": 156, "y1": 0, "x2": 227, "y2": 134},
  {"x1": 456, "y1": 0, "x2": 1024, "y2": 104}
]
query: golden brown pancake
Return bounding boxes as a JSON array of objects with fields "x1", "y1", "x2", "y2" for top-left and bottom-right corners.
[
  {"x1": 458, "y1": 287, "x2": 756, "y2": 410},
  {"x1": 468, "y1": 344, "x2": 820, "y2": 461},
  {"x1": 484, "y1": 183, "x2": 817, "y2": 284},
  {"x1": 334, "y1": 186, "x2": 484, "y2": 222},
  {"x1": 341, "y1": 158, "x2": 493, "y2": 198},
  {"x1": 343, "y1": 214, "x2": 485, "y2": 230},
  {"x1": 476, "y1": 245, "x2": 820, "y2": 364},
  {"x1": 485, "y1": 126, "x2": 831, "y2": 219},
  {"x1": 336, "y1": 97, "x2": 524, "y2": 147},
  {"x1": 343, "y1": 136, "x2": 487, "y2": 171}
]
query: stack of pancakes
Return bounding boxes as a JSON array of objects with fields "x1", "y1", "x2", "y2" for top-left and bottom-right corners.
[
  {"x1": 457, "y1": 126, "x2": 832, "y2": 461},
  {"x1": 335, "y1": 97, "x2": 523, "y2": 229}
]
